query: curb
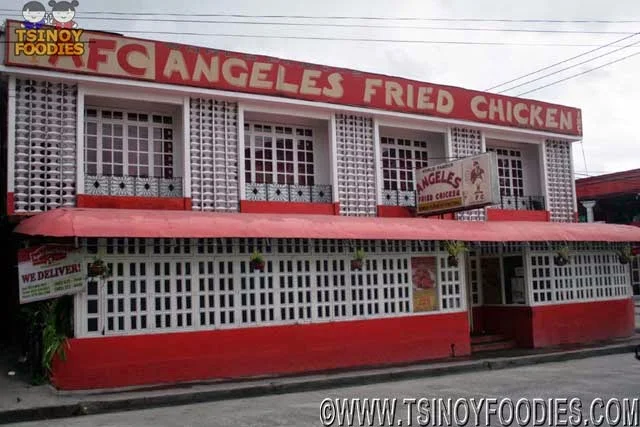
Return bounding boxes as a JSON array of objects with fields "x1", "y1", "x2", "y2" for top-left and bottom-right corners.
[{"x1": 0, "y1": 342, "x2": 637, "y2": 424}]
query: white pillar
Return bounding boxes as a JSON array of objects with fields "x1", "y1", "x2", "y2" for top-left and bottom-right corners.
[{"x1": 581, "y1": 200, "x2": 596, "y2": 223}]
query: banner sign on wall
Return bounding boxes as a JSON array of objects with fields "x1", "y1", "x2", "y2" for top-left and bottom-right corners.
[
  {"x1": 18, "y1": 245, "x2": 84, "y2": 304},
  {"x1": 3, "y1": 19, "x2": 582, "y2": 136},
  {"x1": 416, "y1": 152, "x2": 500, "y2": 216},
  {"x1": 411, "y1": 256, "x2": 439, "y2": 312}
]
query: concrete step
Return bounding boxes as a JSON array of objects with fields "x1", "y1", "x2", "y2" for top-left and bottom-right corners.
[
  {"x1": 471, "y1": 334, "x2": 509, "y2": 345},
  {"x1": 471, "y1": 339, "x2": 518, "y2": 353}
]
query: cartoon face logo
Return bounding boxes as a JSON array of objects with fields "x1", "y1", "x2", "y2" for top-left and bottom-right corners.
[
  {"x1": 21, "y1": 1, "x2": 47, "y2": 29},
  {"x1": 49, "y1": 0, "x2": 79, "y2": 28}
]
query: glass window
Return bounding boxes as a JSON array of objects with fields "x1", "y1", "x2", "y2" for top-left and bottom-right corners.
[{"x1": 84, "y1": 107, "x2": 174, "y2": 178}]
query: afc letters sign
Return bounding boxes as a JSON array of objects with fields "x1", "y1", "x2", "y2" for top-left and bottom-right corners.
[
  {"x1": 416, "y1": 152, "x2": 499, "y2": 216},
  {"x1": 4, "y1": 20, "x2": 582, "y2": 136}
]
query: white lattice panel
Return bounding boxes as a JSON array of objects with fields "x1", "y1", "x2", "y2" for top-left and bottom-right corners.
[
  {"x1": 190, "y1": 98, "x2": 239, "y2": 212},
  {"x1": 14, "y1": 79, "x2": 77, "y2": 212},
  {"x1": 439, "y1": 256, "x2": 463, "y2": 310},
  {"x1": 530, "y1": 254, "x2": 553, "y2": 303},
  {"x1": 450, "y1": 127, "x2": 485, "y2": 221},
  {"x1": 350, "y1": 258, "x2": 381, "y2": 317},
  {"x1": 335, "y1": 114, "x2": 376, "y2": 216},
  {"x1": 315, "y1": 259, "x2": 349, "y2": 320},
  {"x1": 528, "y1": 250, "x2": 629, "y2": 305},
  {"x1": 379, "y1": 257, "x2": 411, "y2": 315},
  {"x1": 545, "y1": 139, "x2": 574, "y2": 222},
  {"x1": 277, "y1": 259, "x2": 313, "y2": 322},
  {"x1": 77, "y1": 238, "x2": 463, "y2": 337}
]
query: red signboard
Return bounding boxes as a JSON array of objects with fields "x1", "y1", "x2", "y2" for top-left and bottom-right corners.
[{"x1": 3, "y1": 20, "x2": 582, "y2": 136}]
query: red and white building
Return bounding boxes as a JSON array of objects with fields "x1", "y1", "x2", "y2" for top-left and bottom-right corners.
[
  {"x1": 2, "y1": 20, "x2": 639, "y2": 390},
  {"x1": 576, "y1": 169, "x2": 640, "y2": 295}
]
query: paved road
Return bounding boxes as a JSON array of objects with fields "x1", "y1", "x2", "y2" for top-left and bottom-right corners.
[{"x1": 8, "y1": 354, "x2": 640, "y2": 426}]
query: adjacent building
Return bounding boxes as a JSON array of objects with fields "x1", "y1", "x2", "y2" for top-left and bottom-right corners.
[
  {"x1": 2, "y1": 20, "x2": 639, "y2": 390},
  {"x1": 576, "y1": 169, "x2": 640, "y2": 295}
]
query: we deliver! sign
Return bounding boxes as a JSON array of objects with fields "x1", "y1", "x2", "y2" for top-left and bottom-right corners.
[
  {"x1": 18, "y1": 245, "x2": 84, "y2": 304},
  {"x1": 416, "y1": 152, "x2": 500, "y2": 216}
]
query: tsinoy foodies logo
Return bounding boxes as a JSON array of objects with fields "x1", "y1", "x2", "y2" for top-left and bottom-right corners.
[{"x1": 14, "y1": 0, "x2": 83, "y2": 56}]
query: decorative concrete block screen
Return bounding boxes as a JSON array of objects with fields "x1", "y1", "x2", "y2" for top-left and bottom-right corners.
[
  {"x1": 450, "y1": 127, "x2": 485, "y2": 221},
  {"x1": 76, "y1": 238, "x2": 464, "y2": 337},
  {"x1": 528, "y1": 242, "x2": 630, "y2": 304},
  {"x1": 189, "y1": 98, "x2": 239, "y2": 212},
  {"x1": 14, "y1": 78, "x2": 77, "y2": 212},
  {"x1": 544, "y1": 139, "x2": 574, "y2": 222},
  {"x1": 335, "y1": 114, "x2": 376, "y2": 216}
]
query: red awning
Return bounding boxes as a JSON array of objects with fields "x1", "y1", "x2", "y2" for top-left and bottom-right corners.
[{"x1": 13, "y1": 208, "x2": 640, "y2": 242}]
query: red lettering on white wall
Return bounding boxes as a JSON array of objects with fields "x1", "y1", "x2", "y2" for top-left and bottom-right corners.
[{"x1": 4, "y1": 19, "x2": 582, "y2": 136}]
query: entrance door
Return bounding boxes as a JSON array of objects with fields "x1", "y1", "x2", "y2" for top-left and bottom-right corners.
[{"x1": 480, "y1": 257, "x2": 502, "y2": 305}]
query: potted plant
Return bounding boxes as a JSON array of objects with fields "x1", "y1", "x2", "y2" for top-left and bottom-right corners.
[
  {"x1": 444, "y1": 241, "x2": 467, "y2": 267},
  {"x1": 618, "y1": 245, "x2": 633, "y2": 264},
  {"x1": 20, "y1": 296, "x2": 72, "y2": 384},
  {"x1": 87, "y1": 257, "x2": 111, "y2": 280},
  {"x1": 250, "y1": 250, "x2": 265, "y2": 272},
  {"x1": 351, "y1": 249, "x2": 366, "y2": 271},
  {"x1": 554, "y1": 245, "x2": 570, "y2": 266}
]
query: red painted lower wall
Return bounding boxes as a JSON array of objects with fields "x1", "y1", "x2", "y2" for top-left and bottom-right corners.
[
  {"x1": 486, "y1": 209, "x2": 550, "y2": 222},
  {"x1": 240, "y1": 200, "x2": 340, "y2": 215},
  {"x1": 377, "y1": 205, "x2": 414, "y2": 217},
  {"x1": 76, "y1": 195, "x2": 191, "y2": 210},
  {"x1": 6, "y1": 192, "x2": 14, "y2": 216},
  {"x1": 52, "y1": 312, "x2": 470, "y2": 390},
  {"x1": 473, "y1": 306, "x2": 534, "y2": 347},
  {"x1": 473, "y1": 299, "x2": 634, "y2": 348},
  {"x1": 530, "y1": 298, "x2": 635, "y2": 347}
]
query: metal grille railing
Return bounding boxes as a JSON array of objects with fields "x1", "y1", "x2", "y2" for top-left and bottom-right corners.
[
  {"x1": 381, "y1": 190, "x2": 417, "y2": 207},
  {"x1": 85, "y1": 174, "x2": 183, "y2": 198},
  {"x1": 495, "y1": 194, "x2": 545, "y2": 211},
  {"x1": 245, "y1": 183, "x2": 332, "y2": 203}
]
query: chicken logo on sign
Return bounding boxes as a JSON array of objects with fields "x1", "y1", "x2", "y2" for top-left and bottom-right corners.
[{"x1": 469, "y1": 160, "x2": 486, "y2": 202}]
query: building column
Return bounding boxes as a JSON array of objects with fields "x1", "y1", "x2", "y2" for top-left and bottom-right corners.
[{"x1": 581, "y1": 200, "x2": 596, "y2": 222}]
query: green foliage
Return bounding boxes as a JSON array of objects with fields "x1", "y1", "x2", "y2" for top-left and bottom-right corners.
[
  {"x1": 353, "y1": 248, "x2": 366, "y2": 261},
  {"x1": 88, "y1": 257, "x2": 112, "y2": 280},
  {"x1": 444, "y1": 241, "x2": 467, "y2": 257},
  {"x1": 250, "y1": 250, "x2": 264, "y2": 263},
  {"x1": 556, "y1": 245, "x2": 570, "y2": 260},
  {"x1": 20, "y1": 296, "x2": 72, "y2": 376},
  {"x1": 618, "y1": 245, "x2": 633, "y2": 263}
]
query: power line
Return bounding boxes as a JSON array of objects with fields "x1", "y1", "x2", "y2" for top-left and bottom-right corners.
[
  {"x1": 580, "y1": 141, "x2": 589, "y2": 176},
  {"x1": 516, "y1": 50, "x2": 640, "y2": 95},
  {"x1": 497, "y1": 38, "x2": 640, "y2": 93},
  {"x1": 485, "y1": 32, "x2": 640, "y2": 91},
  {"x1": 72, "y1": 29, "x2": 640, "y2": 47},
  {"x1": 2, "y1": 9, "x2": 640, "y2": 23},
  {"x1": 2, "y1": 14, "x2": 637, "y2": 35}
]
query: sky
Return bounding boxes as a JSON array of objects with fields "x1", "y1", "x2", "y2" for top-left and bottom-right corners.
[{"x1": 4, "y1": 0, "x2": 640, "y2": 178}]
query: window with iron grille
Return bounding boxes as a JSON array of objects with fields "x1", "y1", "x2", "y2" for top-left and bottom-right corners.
[
  {"x1": 487, "y1": 148, "x2": 524, "y2": 197},
  {"x1": 84, "y1": 108, "x2": 174, "y2": 179},
  {"x1": 243, "y1": 122, "x2": 315, "y2": 185},
  {"x1": 380, "y1": 137, "x2": 428, "y2": 191}
]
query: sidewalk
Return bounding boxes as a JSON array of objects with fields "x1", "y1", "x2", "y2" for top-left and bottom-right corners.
[{"x1": 1, "y1": 335, "x2": 639, "y2": 424}]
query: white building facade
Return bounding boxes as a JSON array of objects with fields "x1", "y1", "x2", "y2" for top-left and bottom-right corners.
[{"x1": 2, "y1": 20, "x2": 638, "y2": 390}]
